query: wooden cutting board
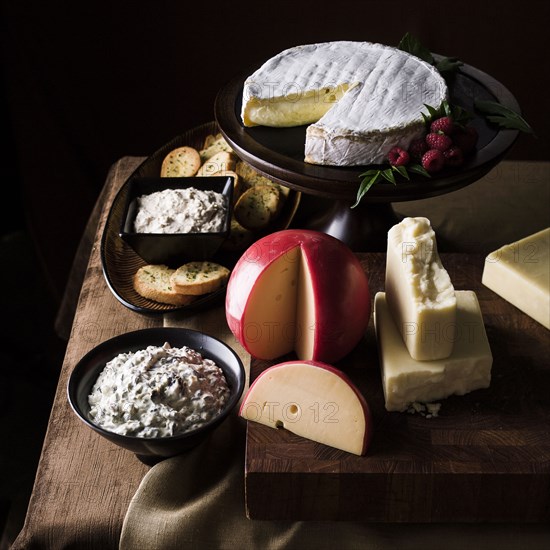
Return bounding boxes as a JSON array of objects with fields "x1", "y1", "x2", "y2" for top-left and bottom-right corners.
[{"x1": 244, "y1": 253, "x2": 550, "y2": 522}]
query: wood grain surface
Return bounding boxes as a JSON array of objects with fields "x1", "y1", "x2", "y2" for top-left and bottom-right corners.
[
  {"x1": 13, "y1": 157, "x2": 550, "y2": 549},
  {"x1": 244, "y1": 253, "x2": 550, "y2": 522},
  {"x1": 12, "y1": 157, "x2": 159, "y2": 550}
]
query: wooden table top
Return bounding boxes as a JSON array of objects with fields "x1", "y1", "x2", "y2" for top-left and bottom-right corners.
[{"x1": 12, "y1": 157, "x2": 550, "y2": 549}]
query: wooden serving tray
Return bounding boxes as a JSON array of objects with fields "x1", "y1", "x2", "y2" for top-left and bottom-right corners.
[{"x1": 244, "y1": 253, "x2": 550, "y2": 522}]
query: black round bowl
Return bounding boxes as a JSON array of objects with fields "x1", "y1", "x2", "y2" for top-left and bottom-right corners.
[{"x1": 67, "y1": 328, "x2": 245, "y2": 465}]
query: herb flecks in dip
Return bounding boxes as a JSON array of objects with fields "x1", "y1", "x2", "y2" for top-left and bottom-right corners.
[
  {"x1": 133, "y1": 187, "x2": 227, "y2": 234},
  {"x1": 88, "y1": 343, "x2": 230, "y2": 438}
]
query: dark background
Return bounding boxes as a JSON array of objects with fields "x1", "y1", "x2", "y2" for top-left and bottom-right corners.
[
  {"x1": 0, "y1": 0, "x2": 548, "y2": 545},
  {"x1": 2, "y1": 1, "x2": 549, "y2": 303}
]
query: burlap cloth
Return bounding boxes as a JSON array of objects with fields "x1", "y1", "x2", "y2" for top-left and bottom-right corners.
[{"x1": 119, "y1": 161, "x2": 550, "y2": 550}]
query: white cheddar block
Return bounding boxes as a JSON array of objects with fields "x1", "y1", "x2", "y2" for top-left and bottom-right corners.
[
  {"x1": 374, "y1": 291, "x2": 492, "y2": 412},
  {"x1": 385, "y1": 217, "x2": 457, "y2": 360},
  {"x1": 482, "y1": 227, "x2": 550, "y2": 330}
]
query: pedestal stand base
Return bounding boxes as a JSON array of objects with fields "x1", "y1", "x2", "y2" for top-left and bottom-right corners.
[{"x1": 299, "y1": 198, "x2": 400, "y2": 252}]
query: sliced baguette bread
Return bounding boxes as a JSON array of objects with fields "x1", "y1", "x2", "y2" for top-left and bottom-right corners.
[
  {"x1": 170, "y1": 261, "x2": 230, "y2": 296},
  {"x1": 236, "y1": 160, "x2": 290, "y2": 198},
  {"x1": 134, "y1": 265, "x2": 196, "y2": 306},
  {"x1": 234, "y1": 184, "x2": 282, "y2": 230},
  {"x1": 199, "y1": 135, "x2": 233, "y2": 162},
  {"x1": 202, "y1": 133, "x2": 217, "y2": 149},
  {"x1": 196, "y1": 151, "x2": 237, "y2": 176},
  {"x1": 160, "y1": 146, "x2": 201, "y2": 177},
  {"x1": 205, "y1": 169, "x2": 242, "y2": 200}
]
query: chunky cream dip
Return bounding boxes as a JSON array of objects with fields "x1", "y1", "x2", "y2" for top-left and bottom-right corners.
[
  {"x1": 133, "y1": 187, "x2": 227, "y2": 234},
  {"x1": 88, "y1": 343, "x2": 230, "y2": 438}
]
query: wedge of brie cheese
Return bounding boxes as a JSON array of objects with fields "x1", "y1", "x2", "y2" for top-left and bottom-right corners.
[
  {"x1": 482, "y1": 227, "x2": 550, "y2": 329},
  {"x1": 385, "y1": 217, "x2": 456, "y2": 361},
  {"x1": 241, "y1": 41, "x2": 448, "y2": 166},
  {"x1": 375, "y1": 291, "x2": 492, "y2": 412}
]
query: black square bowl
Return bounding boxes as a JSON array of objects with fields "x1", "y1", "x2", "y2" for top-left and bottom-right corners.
[{"x1": 119, "y1": 176, "x2": 233, "y2": 265}]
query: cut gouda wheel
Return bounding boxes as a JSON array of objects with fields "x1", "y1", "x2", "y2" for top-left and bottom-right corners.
[
  {"x1": 225, "y1": 229, "x2": 371, "y2": 363},
  {"x1": 239, "y1": 360, "x2": 372, "y2": 456}
]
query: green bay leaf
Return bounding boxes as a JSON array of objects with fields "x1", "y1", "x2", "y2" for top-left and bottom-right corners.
[
  {"x1": 381, "y1": 168, "x2": 397, "y2": 185},
  {"x1": 392, "y1": 165, "x2": 410, "y2": 180},
  {"x1": 408, "y1": 164, "x2": 431, "y2": 178},
  {"x1": 474, "y1": 99, "x2": 534, "y2": 135},
  {"x1": 353, "y1": 170, "x2": 382, "y2": 208},
  {"x1": 398, "y1": 32, "x2": 434, "y2": 65}
]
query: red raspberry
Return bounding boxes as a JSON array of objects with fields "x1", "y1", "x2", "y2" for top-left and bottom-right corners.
[
  {"x1": 408, "y1": 138, "x2": 429, "y2": 161},
  {"x1": 388, "y1": 146, "x2": 410, "y2": 167},
  {"x1": 430, "y1": 116, "x2": 454, "y2": 135},
  {"x1": 443, "y1": 146, "x2": 464, "y2": 167},
  {"x1": 422, "y1": 149, "x2": 445, "y2": 173},
  {"x1": 452, "y1": 126, "x2": 478, "y2": 155},
  {"x1": 425, "y1": 132, "x2": 453, "y2": 152}
]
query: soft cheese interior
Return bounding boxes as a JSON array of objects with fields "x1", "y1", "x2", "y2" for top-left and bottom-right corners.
[
  {"x1": 242, "y1": 83, "x2": 351, "y2": 128},
  {"x1": 385, "y1": 217, "x2": 457, "y2": 361},
  {"x1": 241, "y1": 41, "x2": 448, "y2": 166}
]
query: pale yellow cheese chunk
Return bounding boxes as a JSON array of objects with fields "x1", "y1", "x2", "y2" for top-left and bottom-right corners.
[
  {"x1": 242, "y1": 246, "x2": 300, "y2": 359},
  {"x1": 294, "y1": 256, "x2": 315, "y2": 360},
  {"x1": 385, "y1": 217, "x2": 457, "y2": 360},
  {"x1": 482, "y1": 227, "x2": 550, "y2": 330},
  {"x1": 374, "y1": 291, "x2": 492, "y2": 412},
  {"x1": 240, "y1": 361, "x2": 370, "y2": 455}
]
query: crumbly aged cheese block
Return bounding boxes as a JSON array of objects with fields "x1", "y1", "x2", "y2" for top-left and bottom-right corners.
[
  {"x1": 239, "y1": 360, "x2": 372, "y2": 455},
  {"x1": 482, "y1": 227, "x2": 550, "y2": 329},
  {"x1": 375, "y1": 291, "x2": 492, "y2": 412},
  {"x1": 385, "y1": 217, "x2": 456, "y2": 360},
  {"x1": 241, "y1": 41, "x2": 447, "y2": 166}
]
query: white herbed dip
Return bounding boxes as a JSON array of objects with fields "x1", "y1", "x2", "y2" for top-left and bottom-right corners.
[
  {"x1": 133, "y1": 187, "x2": 227, "y2": 234},
  {"x1": 88, "y1": 343, "x2": 230, "y2": 438}
]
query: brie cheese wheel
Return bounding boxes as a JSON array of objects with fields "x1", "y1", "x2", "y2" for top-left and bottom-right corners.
[
  {"x1": 385, "y1": 217, "x2": 457, "y2": 361},
  {"x1": 241, "y1": 41, "x2": 448, "y2": 166}
]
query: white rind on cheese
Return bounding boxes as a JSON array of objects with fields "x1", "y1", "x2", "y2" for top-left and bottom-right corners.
[
  {"x1": 239, "y1": 361, "x2": 371, "y2": 455},
  {"x1": 482, "y1": 227, "x2": 550, "y2": 330},
  {"x1": 375, "y1": 291, "x2": 492, "y2": 412},
  {"x1": 241, "y1": 41, "x2": 448, "y2": 166},
  {"x1": 385, "y1": 217, "x2": 456, "y2": 361}
]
